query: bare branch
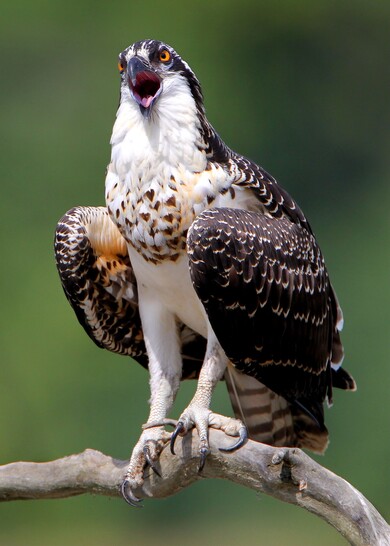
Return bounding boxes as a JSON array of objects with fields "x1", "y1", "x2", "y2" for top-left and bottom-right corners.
[{"x1": 0, "y1": 430, "x2": 388, "y2": 545}]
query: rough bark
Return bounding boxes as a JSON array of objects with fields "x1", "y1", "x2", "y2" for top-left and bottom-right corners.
[{"x1": 0, "y1": 430, "x2": 388, "y2": 545}]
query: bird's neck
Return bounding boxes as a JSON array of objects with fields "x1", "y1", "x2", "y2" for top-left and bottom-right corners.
[
  {"x1": 105, "y1": 94, "x2": 234, "y2": 263},
  {"x1": 111, "y1": 88, "x2": 209, "y2": 172}
]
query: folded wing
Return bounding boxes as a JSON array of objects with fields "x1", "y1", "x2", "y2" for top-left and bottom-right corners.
[
  {"x1": 188, "y1": 207, "x2": 355, "y2": 452},
  {"x1": 54, "y1": 206, "x2": 207, "y2": 378}
]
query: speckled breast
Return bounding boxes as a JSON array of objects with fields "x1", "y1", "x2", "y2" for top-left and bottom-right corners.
[{"x1": 106, "y1": 170, "x2": 205, "y2": 264}]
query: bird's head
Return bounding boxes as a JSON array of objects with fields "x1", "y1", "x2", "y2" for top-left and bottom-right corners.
[{"x1": 117, "y1": 39, "x2": 205, "y2": 120}]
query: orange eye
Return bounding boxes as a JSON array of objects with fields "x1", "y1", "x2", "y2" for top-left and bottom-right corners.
[
  {"x1": 118, "y1": 61, "x2": 125, "y2": 73},
  {"x1": 159, "y1": 49, "x2": 171, "y2": 63}
]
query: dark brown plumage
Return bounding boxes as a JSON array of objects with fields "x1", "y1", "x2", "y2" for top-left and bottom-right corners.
[{"x1": 188, "y1": 207, "x2": 344, "y2": 439}]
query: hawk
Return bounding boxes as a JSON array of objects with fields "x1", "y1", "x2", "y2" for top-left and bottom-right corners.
[{"x1": 55, "y1": 39, "x2": 356, "y2": 505}]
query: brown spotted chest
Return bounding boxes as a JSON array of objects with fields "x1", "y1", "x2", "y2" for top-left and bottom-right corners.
[{"x1": 106, "y1": 166, "x2": 217, "y2": 264}]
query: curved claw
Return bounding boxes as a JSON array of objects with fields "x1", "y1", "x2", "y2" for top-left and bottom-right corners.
[
  {"x1": 143, "y1": 445, "x2": 162, "y2": 478},
  {"x1": 198, "y1": 445, "x2": 209, "y2": 472},
  {"x1": 170, "y1": 421, "x2": 185, "y2": 455},
  {"x1": 121, "y1": 479, "x2": 143, "y2": 508},
  {"x1": 219, "y1": 426, "x2": 248, "y2": 453}
]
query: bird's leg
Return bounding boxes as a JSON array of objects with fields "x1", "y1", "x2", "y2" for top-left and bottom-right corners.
[
  {"x1": 170, "y1": 334, "x2": 247, "y2": 470},
  {"x1": 121, "y1": 380, "x2": 177, "y2": 506},
  {"x1": 121, "y1": 299, "x2": 182, "y2": 506}
]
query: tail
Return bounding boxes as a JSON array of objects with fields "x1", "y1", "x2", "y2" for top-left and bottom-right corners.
[{"x1": 224, "y1": 363, "x2": 329, "y2": 454}]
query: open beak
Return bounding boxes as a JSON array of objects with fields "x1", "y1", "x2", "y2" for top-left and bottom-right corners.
[{"x1": 127, "y1": 57, "x2": 162, "y2": 117}]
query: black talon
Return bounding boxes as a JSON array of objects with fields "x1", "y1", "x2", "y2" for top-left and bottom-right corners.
[
  {"x1": 121, "y1": 479, "x2": 143, "y2": 508},
  {"x1": 198, "y1": 445, "x2": 209, "y2": 472},
  {"x1": 170, "y1": 421, "x2": 185, "y2": 455},
  {"x1": 143, "y1": 445, "x2": 161, "y2": 478},
  {"x1": 219, "y1": 426, "x2": 248, "y2": 453}
]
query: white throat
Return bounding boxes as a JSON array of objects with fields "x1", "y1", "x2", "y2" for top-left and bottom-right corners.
[{"x1": 110, "y1": 74, "x2": 206, "y2": 178}]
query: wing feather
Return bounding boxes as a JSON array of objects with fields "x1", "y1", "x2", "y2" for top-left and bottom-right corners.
[
  {"x1": 188, "y1": 207, "x2": 354, "y2": 427},
  {"x1": 55, "y1": 206, "x2": 148, "y2": 364},
  {"x1": 54, "y1": 206, "x2": 206, "y2": 378}
]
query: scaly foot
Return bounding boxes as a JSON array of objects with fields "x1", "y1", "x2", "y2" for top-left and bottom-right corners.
[
  {"x1": 121, "y1": 424, "x2": 172, "y2": 506},
  {"x1": 170, "y1": 406, "x2": 247, "y2": 470}
]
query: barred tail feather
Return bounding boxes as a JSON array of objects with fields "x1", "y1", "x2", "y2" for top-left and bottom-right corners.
[
  {"x1": 225, "y1": 364, "x2": 295, "y2": 446},
  {"x1": 225, "y1": 364, "x2": 329, "y2": 454}
]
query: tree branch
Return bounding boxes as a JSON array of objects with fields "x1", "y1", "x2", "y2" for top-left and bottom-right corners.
[{"x1": 0, "y1": 429, "x2": 388, "y2": 545}]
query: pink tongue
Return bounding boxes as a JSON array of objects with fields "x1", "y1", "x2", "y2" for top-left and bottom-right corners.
[{"x1": 141, "y1": 95, "x2": 154, "y2": 108}]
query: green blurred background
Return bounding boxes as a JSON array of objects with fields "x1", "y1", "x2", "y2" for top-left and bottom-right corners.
[{"x1": 1, "y1": 0, "x2": 389, "y2": 544}]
